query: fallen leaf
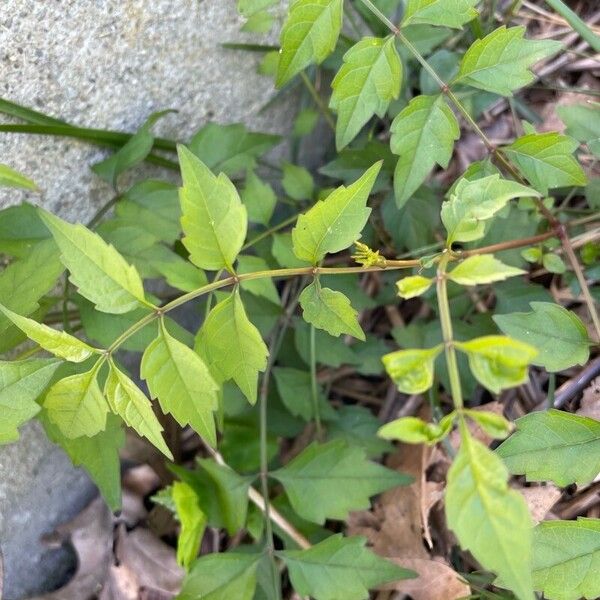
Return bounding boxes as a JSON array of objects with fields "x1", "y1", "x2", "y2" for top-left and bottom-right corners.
[
  {"x1": 99, "y1": 564, "x2": 139, "y2": 600},
  {"x1": 516, "y1": 484, "x2": 562, "y2": 523},
  {"x1": 578, "y1": 377, "x2": 600, "y2": 421}
]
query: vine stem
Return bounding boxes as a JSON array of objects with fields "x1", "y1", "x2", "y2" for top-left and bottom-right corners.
[
  {"x1": 309, "y1": 324, "x2": 322, "y2": 438},
  {"x1": 299, "y1": 71, "x2": 336, "y2": 131}
]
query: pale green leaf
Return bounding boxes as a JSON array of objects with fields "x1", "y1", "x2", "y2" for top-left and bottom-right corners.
[
  {"x1": 0, "y1": 359, "x2": 61, "y2": 444},
  {"x1": 178, "y1": 145, "x2": 247, "y2": 272},
  {"x1": 448, "y1": 255, "x2": 525, "y2": 285},
  {"x1": 241, "y1": 10, "x2": 274, "y2": 33},
  {"x1": 0, "y1": 304, "x2": 99, "y2": 362},
  {"x1": 402, "y1": 0, "x2": 479, "y2": 28},
  {"x1": 152, "y1": 254, "x2": 208, "y2": 293},
  {"x1": 178, "y1": 550, "x2": 261, "y2": 600},
  {"x1": 276, "y1": 0, "x2": 343, "y2": 87},
  {"x1": 446, "y1": 428, "x2": 534, "y2": 600},
  {"x1": 237, "y1": 255, "x2": 281, "y2": 305},
  {"x1": 282, "y1": 162, "x2": 314, "y2": 200},
  {"x1": 463, "y1": 409, "x2": 512, "y2": 439},
  {"x1": 293, "y1": 107, "x2": 319, "y2": 137},
  {"x1": 396, "y1": 275, "x2": 434, "y2": 299},
  {"x1": 496, "y1": 409, "x2": 600, "y2": 486},
  {"x1": 503, "y1": 132, "x2": 587, "y2": 194},
  {"x1": 330, "y1": 36, "x2": 402, "y2": 149},
  {"x1": 105, "y1": 361, "x2": 172, "y2": 458},
  {"x1": 238, "y1": 0, "x2": 277, "y2": 18},
  {"x1": 456, "y1": 335, "x2": 538, "y2": 393},
  {"x1": 391, "y1": 94, "x2": 459, "y2": 208},
  {"x1": 271, "y1": 439, "x2": 411, "y2": 524},
  {"x1": 532, "y1": 518, "x2": 600, "y2": 600},
  {"x1": 38, "y1": 210, "x2": 149, "y2": 314},
  {"x1": 299, "y1": 280, "x2": 365, "y2": 340},
  {"x1": 441, "y1": 174, "x2": 538, "y2": 244},
  {"x1": 278, "y1": 534, "x2": 414, "y2": 600},
  {"x1": 241, "y1": 170, "x2": 276, "y2": 226},
  {"x1": 44, "y1": 362, "x2": 108, "y2": 438},
  {"x1": 557, "y1": 103, "x2": 600, "y2": 158},
  {"x1": 378, "y1": 414, "x2": 455, "y2": 444},
  {"x1": 382, "y1": 346, "x2": 443, "y2": 394},
  {"x1": 493, "y1": 302, "x2": 590, "y2": 372},
  {"x1": 543, "y1": 252, "x2": 566, "y2": 274},
  {"x1": 142, "y1": 319, "x2": 219, "y2": 446},
  {"x1": 172, "y1": 481, "x2": 207, "y2": 570},
  {"x1": 195, "y1": 289, "x2": 268, "y2": 405},
  {"x1": 0, "y1": 163, "x2": 37, "y2": 190},
  {"x1": 454, "y1": 26, "x2": 561, "y2": 96},
  {"x1": 41, "y1": 411, "x2": 124, "y2": 511},
  {"x1": 292, "y1": 162, "x2": 381, "y2": 264}
]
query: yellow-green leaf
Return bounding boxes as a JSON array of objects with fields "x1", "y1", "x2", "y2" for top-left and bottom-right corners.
[
  {"x1": 0, "y1": 163, "x2": 37, "y2": 190},
  {"x1": 378, "y1": 413, "x2": 455, "y2": 445},
  {"x1": 382, "y1": 345, "x2": 443, "y2": 394},
  {"x1": 402, "y1": 0, "x2": 479, "y2": 29},
  {"x1": 396, "y1": 275, "x2": 433, "y2": 299},
  {"x1": 448, "y1": 255, "x2": 525, "y2": 286},
  {"x1": 172, "y1": 481, "x2": 207, "y2": 570}
]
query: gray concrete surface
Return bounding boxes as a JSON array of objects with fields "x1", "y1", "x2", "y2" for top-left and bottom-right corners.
[{"x1": 0, "y1": 2, "x2": 295, "y2": 597}]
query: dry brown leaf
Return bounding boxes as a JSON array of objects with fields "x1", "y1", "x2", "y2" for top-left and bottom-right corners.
[
  {"x1": 578, "y1": 377, "x2": 600, "y2": 421},
  {"x1": 381, "y1": 557, "x2": 471, "y2": 600},
  {"x1": 99, "y1": 565, "x2": 139, "y2": 600},
  {"x1": 517, "y1": 485, "x2": 562, "y2": 523},
  {"x1": 31, "y1": 497, "x2": 113, "y2": 600}
]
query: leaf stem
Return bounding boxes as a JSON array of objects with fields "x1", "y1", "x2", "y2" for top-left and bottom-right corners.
[
  {"x1": 299, "y1": 71, "x2": 336, "y2": 131},
  {"x1": 309, "y1": 324, "x2": 322, "y2": 438}
]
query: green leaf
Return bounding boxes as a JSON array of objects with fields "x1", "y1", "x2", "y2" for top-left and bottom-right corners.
[
  {"x1": 378, "y1": 414, "x2": 455, "y2": 444},
  {"x1": 292, "y1": 162, "x2": 381, "y2": 264},
  {"x1": 273, "y1": 367, "x2": 334, "y2": 421},
  {"x1": 271, "y1": 439, "x2": 410, "y2": 524},
  {"x1": 0, "y1": 163, "x2": 37, "y2": 190},
  {"x1": 448, "y1": 255, "x2": 525, "y2": 286},
  {"x1": 493, "y1": 302, "x2": 590, "y2": 372},
  {"x1": 446, "y1": 427, "x2": 534, "y2": 600},
  {"x1": 38, "y1": 210, "x2": 149, "y2": 314},
  {"x1": 0, "y1": 359, "x2": 61, "y2": 444},
  {"x1": 293, "y1": 107, "x2": 319, "y2": 137},
  {"x1": 178, "y1": 550, "x2": 261, "y2": 600},
  {"x1": 105, "y1": 360, "x2": 172, "y2": 458},
  {"x1": 0, "y1": 203, "x2": 51, "y2": 257},
  {"x1": 241, "y1": 170, "x2": 277, "y2": 226},
  {"x1": 142, "y1": 319, "x2": 219, "y2": 447},
  {"x1": 0, "y1": 304, "x2": 99, "y2": 362},
  {"x1": 496, "y1": 409, "x2": 600, "y2": 486},
  {"x1": 453, "y1": 26, "x2": 561, "y2": 96},
  {"x1": 196, "y1": 289, "x2": 268, "y2": 405},
  {"x1": 276, "y1": 0, "x2": 343, "y2": 87},
  {"x1": 278, "y1": 534, "x2": 414, "y2": 600},
  {"x1": 172, "y1": 481, "x2": 207, "y2": 570},
  {"x1": 237, "y1": 255, "x2": 280, "y2": 305},
  {"x1": 299, "y1": 279, "x2": 365, "y2": 340},
  {"x1": 532, "y1": 518, "x2": 600, "y2": 600},
  {"x1": 178, "y1": 145, "x2": 247, "y2": 272},
  {"x1": 41, "y1": 411, "x2": 124, "y2": 511},
  {"x1": 542, "y1": 252, "x2": 566, "y2": 274},
  {"x1": 402, "y1": 0, "x2": 479, "y2": 28},
  {"x1": 189, "y1": 123, "x2": 280, "y2": 177},
  {"x1": 464, "y1": 409, "x2": 512, "y2": 440},
  {"x1": 557, "y1": 103, "x2": 600, "y2": 158},
  {"x1": 456, "y1": 335, "x2": 538, "y2": 393},
  {"x1": 382, "y1": 346, "x2": 443, "y2": 394},
  {"x1": 44, "y1": 362, "x2": 108, "y2": 439},
  {"x1": 441, "y1": 174, "x2": 538, "y2": 244},
  {"x1": 152, "y1": 253, "x2": 208, "y2": 293},
  {"x1": 330, "y1": 36, "x2": 402, "y2": 149},
  {"x1": 282, "y1": 162, "x2": 314, "y2": 201},
  {"x1": 396, "y1": 275, "x2": 434, "y2": 299},
  {"x1": 390, "y1": 94, "x2": 459, "y2": 208},
  {"x1": 237, "y1": 0, "x2": 277, "y2": 18},
  {"x1": 502, "y1": 132, "x2": 586, "y2": 194}
]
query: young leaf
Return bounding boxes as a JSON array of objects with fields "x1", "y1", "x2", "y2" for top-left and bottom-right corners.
[
  {"x1": 292, "y1": 162, "x2": 381, "y2": 264},
  {"x1": 178, "y1": 550, "x2": 261, "y2": 600},
  {"x1": 493, "y1": 302, "x2": 590, "y2": 372},
  {"x1": 172, "y1": 481, "x2": 207, "y2": 570},
  {"x1": 453, "y1": 26, "x2": 561, "y2": 96},
  {"x1": 278, "y1": 534, "x2": 415, "y2": 600},
  {"x1": 271, "y1": 439, "x2": 411, "y2": 524},
  {"x1": 241, "y1": 169, "x2": 277, "y2": 225},
  {"x1": 330, "y1": 36, "x2": 402, "y2": 150},
  {"x1": 105, "y1": 361, "x2": 172, "y2": 458},
  {"x1": 38, "y1": 210, "x2": 149, "y2": 314},
  {"x1": 0, "y1": 163, "x2": 37, "y2": 190},
  {"x1": 41, "y1": 412, "x2": 124, "y2": 511},
  {"x1": 456, "y1": 335, "x2": 538, "y2": 393},
  {"x1": 396, "y1": 275, "x2": 433, "y2": 299},
  {"x1": 282, "y1": 162, "x2": 314, "y2": 200},
  {"x1": 276, "y1": 0, "x2": 343, "y2": 87},
  {"x1": 463, "y1": 409, "x2": 512, "y2": 440},
  {"x1": 0, "y1": 304, "x2": 99, "y2": 362},
  {"x1": 378, "y1": 414, "x2": 455, "y2": 445},
  {"x1": 532, "y1": 518, "x2": 600, "y2": 600},
  {"x1": 441, "y1": 174, "x2": 538, "y2": 244},
  {"x1": 44, "y1": 362, "x2": 108, "y2": 438},
  {"x1": 390, "y1": 94, "x2": 459, "y2": 208},
  {"x1": 402, "y1": 0, "x2": 479, "y2": 29},
  {"x1": 195, "y1": 289, "x2": 268, "y2": 405},
  {"x1": 0, "y1": 359, "x2": 61, "y2": 444},
  {"x1": 382, "y1": 346, "x2": 443, "y2": 394},
  {"x1": 448, "y1": 255, "x2": 525, "y2": 286},
  {"x1": 446, "y1": 427, "x2": 534, "y2": 600},
  {"x1": 496, "y1": 409, "x2": 600, "y2": 486},
  {"x1": 141, "y1": 319, "x2": 219, "y2": 447},
  {"x1": 299, "y1": 279, "x2": 365, "y2": 340},
  {"x1": 178, "y1": 145, "x2": 247, "y2": 272},
  {"x1": 542, "y1": 252, "x2": 566, "y2": 274}
]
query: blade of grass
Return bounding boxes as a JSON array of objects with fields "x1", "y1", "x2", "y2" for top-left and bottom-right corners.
[{"x1": 544, "y1": 0, "x2": 600, "y2": 52}]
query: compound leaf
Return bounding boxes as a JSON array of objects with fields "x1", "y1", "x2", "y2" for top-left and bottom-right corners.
[
  {"x1": 402, "y1": 0, "x2": 479, "y2": 28},
  {"x1": 448, "y1": 255, "x2": 525, "y2": 286},
  {"x1": 496, "y1": 409, "x2": 600, "y2": 487},
  {"x1": 382, "y1": 346, "x2": 443, "y2": 394}
]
